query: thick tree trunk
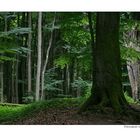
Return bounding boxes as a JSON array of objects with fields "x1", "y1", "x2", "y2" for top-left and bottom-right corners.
[
  {"x1": 35, "y1": 12, "x2": 42, "y2": 101},
  {"x1": 81, "y1": 13, "x2": 128, "y2": 113}
]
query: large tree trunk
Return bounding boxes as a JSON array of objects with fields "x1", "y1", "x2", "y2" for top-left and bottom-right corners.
[
  {"x1": 35, "y1": 12, "x2": 42, "y2": 101},
  {"x1": 81, "y1": 12, "x2": 128, "y2": 113}
]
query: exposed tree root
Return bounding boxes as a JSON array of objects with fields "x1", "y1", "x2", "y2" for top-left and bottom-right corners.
[{"x1": 79, "y1": 96, "x2": 140, "y2": 124}]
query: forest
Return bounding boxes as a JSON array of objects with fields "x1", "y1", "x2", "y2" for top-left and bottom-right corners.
[{"x1": 0, "y1": 12, "x2": 140, "y2": 124}]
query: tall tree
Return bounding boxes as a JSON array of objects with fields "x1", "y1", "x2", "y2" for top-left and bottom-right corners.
[
  {"x1": 124, "y1": 13, "x2": 140, "y2": 101},
  {"x1": 81, "y1": 12, "x2": 128, "y2": 113},
  {"x1": 35, "y1": 12, "x2": 42, "y2": 101},
  {"x1": 27, "y1": 12, "x2": 32, "y2": 95},
  {"x1": 0, "y1": 13, "x2": 7, "y2": 103},
  {"x1": 41, "y1": 14, "x2": 56, "y2": 100},
  {"x1": 0, "y1": 65, "x2": 3, "y2": 103}
]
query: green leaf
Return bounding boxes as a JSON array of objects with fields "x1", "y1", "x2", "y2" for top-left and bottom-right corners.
[
  {"x1": 0, "y1": 55, "x2": 16, "y2": 62},
  {"x1": 54, "y1": 55, "x2": 70, "y2": 69}
]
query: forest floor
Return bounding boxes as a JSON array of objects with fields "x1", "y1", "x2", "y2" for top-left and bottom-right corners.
[
  {"x1": 13, "y1": 107, "x2": 140, "y2": 125},
  {"x1": 1, "y1": 98, "x2": 140, "y2": 125}
]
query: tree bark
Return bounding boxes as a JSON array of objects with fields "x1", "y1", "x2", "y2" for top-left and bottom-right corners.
[
  {"x1": 127, "y1": 62, "x2": 139, "y2": 100},
  {"x1": 0, "y1": 64, "x2": 3, "y2": 103},
  {"x1": 81, "y1": 12, "x2": 128, "y2": 113},
  {"x1": 41, "y1": 14, "x2": 56, "y2": 100},
  {"x1": 124, "y1": 26, "x2": 140, "y2": 101},
  {"x1": 27, "y1": 12, "x2": 32, "y2": 95},
  {"x1": 69, "y1": 58, "x2": 75, "y2": 96},
  {"x1": 35, "y1": 12, "x2": 42, "y2": 101}
]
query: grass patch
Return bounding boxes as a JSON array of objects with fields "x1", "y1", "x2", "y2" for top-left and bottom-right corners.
[
  {"x1": 0, "y1": 97, "x2": 85, "y2": 124},
  {"x1": 0, "y1": 105, "x2": 25, "y2": 123}
]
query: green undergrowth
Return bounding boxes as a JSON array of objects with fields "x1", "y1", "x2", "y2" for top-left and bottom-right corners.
[
  {"x1": 0, "y1": 93, "x2": 139, "y2": 124},
  {"x1": 124, "y1": 92, "x2": 140, "y2": 104},
  {"x1": 0, "y1": 97, "x2": 85, "y2": 124}
]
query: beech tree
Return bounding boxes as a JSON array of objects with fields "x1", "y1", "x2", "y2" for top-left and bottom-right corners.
[
  {"x1": 81, "y1": 12, "x2": 129, "y2": 113},
  {"x1": 35, "y1": 12, "x2": 42, "y2": 101},
  {"x1": 123, "y1": 13, "x2": 140, "y2": 101},
  {"x1": 41, "y1": 14, "x2": 56, "y2": 100}
]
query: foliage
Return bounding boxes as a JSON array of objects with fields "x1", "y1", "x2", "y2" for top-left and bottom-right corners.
[
  {"x1": 54, "y1": 55, "x2": 70, "y2": 69},
  {"x1": 124, "y1": 92, "x2": 136, "y2": 104},
  {"x1": 0, "y1": 27, "x2": 31, "y2": 36},
  {"x1": 0, "y1": 28, "x2": 31, "y2": 62},
  {"x1": 71, "y1": 77, "x2": 92, "y2": 96},
  {"x1": 44, "y1": 68, "x2": 63, "y2": 92},
  {"x1": 54, "y1": 12, "x2": 92, "y2": 72},
  {"x1": 61, "y1": 13, "x2": 90, "y2": 47},
  {"x1": 120, "y1": 46, "x2": 140, "y2": 62},
  {"x1": 120, "y1": 13, "x2": 140, "y2": 63},
  {"x1": 22, "y1": 95, "x2": 34, "y2": 104}
]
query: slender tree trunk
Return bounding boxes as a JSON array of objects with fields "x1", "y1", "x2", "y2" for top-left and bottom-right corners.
[
  {"x1": 124, "y1": 13, "x2": 140, "y2": 101},
  {"x1": 35, "y1": 12, "x2": 42, "y2": 101},
  {"x1": 81, "y1": 13, "x2": 128, "y2": 113},
  {"x1": 124, "y1": 26, "x2": 140, "y2": 101},
  {"x1": 63, "y1": 64, "x2": 69, "y2": 95},
  {"x1": 27, "y1": 12, "x2": 32, "y2": 94},
  {"x1": 127, "y1": 62, "x2": 139, "y2": 100},
  {"x1": 69, "y1": 59, "x2": 75, "y2": 96},
  {"x1": 11, "y1": 60, "x2": 15, "y2": 103},
  {"x1": 18, "y1": 59, "x2": 24, "y2": 103},
  {"x1": 0, "y1": 14, "x2": 8, "y2": 103},
  {"x1": 0, "y1": 64, "x2": 3, "y2": 103},
  {"x1": 76, "y1": 60, "x2": 80, "y2": 97},
  {"x1": 41, "y1": 14, "x2": 56, "y2": 100},
  {"x1": 18, "y1": 12, "x2": 27, "y2": 103},
  {"x1": 31, "y1": 16, "x2": 38, "y2": 95},
  {"x1": 15, "y1": 56, "x2": 19, "y2": 103},
  {"x1": 6, "y1": 62, "x2": 12, "y2": 103}
]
